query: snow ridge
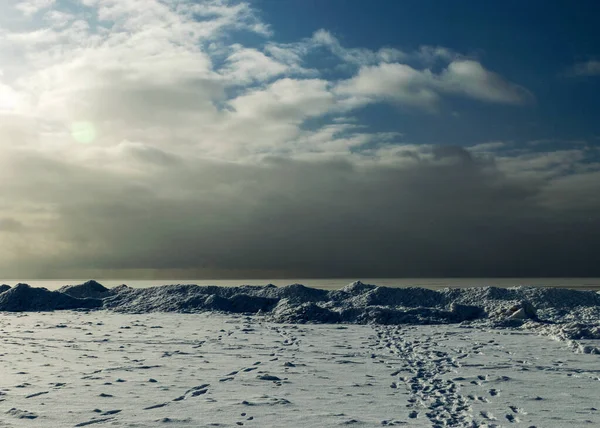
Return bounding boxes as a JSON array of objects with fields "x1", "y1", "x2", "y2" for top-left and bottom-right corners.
[
  {"x1": 0, "y1": 283, "x2": 102, "y2": 312},
  {"x1": 59, "y1": 280, "x2": 113, "y2": 299},
  {"x1": 1, "y1": 280, "x2": 599, "y2": 347}
]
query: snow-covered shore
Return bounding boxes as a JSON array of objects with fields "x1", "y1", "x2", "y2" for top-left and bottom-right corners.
[
  {"x1": 0, "y1": 311, "x2": 599, "y2": 427},
  {"x1": 1, "y1": 280, "x2": 599, "y2": 351},
  {"x1": 1, "y1": 281, "x2": 599, "y2": 426}
]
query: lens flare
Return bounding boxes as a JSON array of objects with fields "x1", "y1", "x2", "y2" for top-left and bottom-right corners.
[{"x1": 70, "y1": 121, "x2": 97, "y2": 144}]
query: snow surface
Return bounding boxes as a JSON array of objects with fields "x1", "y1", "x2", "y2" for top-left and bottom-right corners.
[
  {"x1": 0, "y1": 280, "x2": 599, "y2": 427},
  {"x1": 0, "y1": 311, "x2": 599, "y2": 427}
]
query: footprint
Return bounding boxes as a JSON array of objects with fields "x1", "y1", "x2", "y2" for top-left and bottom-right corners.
[
  {"x1": 480, "y1": 411, "x2": 496, "y2": 420},
  {"x1": 173, "y1": 384, "x2": 210, "y2": 401},
  {"x1": 6, "y1": 408, "x2": 38, "y2": 420},
  {"x1": 75, "y1": 418, "x2": 114, "y2": 427},
  {"x1": 238, "y1": 412, "x2": 254, "y2": 424},
  {"x1": 144, "y1": 403, "x2": 168, "y2": 410},
  {"x1": 257, "y1": 374, "x2": 281, "y2": 381},
  {"x1": 25, "y1": 391, "x2": 49, "y2": 399}
]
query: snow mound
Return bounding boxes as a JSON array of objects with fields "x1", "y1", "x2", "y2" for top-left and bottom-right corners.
[
  {"x1": 449, "y1": 303, "x2": 487, "y2": 322},
  {"x1": 103, "y1": 284, "x2": 278, "y2": 314},
  {"x1": 533, "y1": 322, "x2": 600, "y2": 354},
  {"x1": 446, "y1": 286, "x2": 600, "y2": 310},
  {"x1": 271, "y1": 299, "x2": 341, "y2": 324},
  {"x1": 256, "y1": 283, "x2": 330, "y2": 304},
  {"x1": 59, "y1": 280, "x2": 112, "y2": 299},
  {"x1": 340, "y1": 280, "x2": 378, "y2": 294},
  {"x1": 0, "y1": 284, "x2": 102, "y2": 312},
  {"x1": 2, "y1": 280, "x2": 599, "y2": 350},
  {"x1": 360, "y1": 286, "x2": 447, "y2": 308}
]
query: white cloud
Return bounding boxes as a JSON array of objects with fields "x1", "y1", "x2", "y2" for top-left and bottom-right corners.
[
  {"x1": 335, "y1": 63, "x2": 440, "y2": 109},
  {"x1": 15, "y1": 0, "x2": 55, "y2": 16},
  {"x1": 310, "y1": 29, "x2": 406, "y2": 66},
  {"x1": 220, "y1": 45, "x2": 294, "y2": 84},
  {"x1": 335, "y1": 60, "x2": 533, "y2": 110},
  {"x1": 229, "y1": 78, "x2": 335, "y2": 121},
  {"x1": 44, "y1": 10, "x2": 76, "y2": 28},
  {"x1": 0, "y1": 0, "x2": 536, "y2": 161},
  {"x1": 440, "y1": 60, "x2": 533, "y2": 104},
  {"x1": 264, "y1": 44, "x2": 306, "y2": 67}
]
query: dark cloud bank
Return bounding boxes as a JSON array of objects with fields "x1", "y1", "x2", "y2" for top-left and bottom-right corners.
[{"x1": 4, "y1": 145, "x2": 600, "y2": 278}]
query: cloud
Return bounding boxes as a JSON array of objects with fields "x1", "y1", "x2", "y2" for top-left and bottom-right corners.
[
  {"x1": 0, "y1": 0, "x2": 534, "y2": 158},
  {"x1": 416, "y1": 46, "x2": 459, "y2": 64},
  {"x1": 1, "y1": 144, "x2": 600, "y2": 278},
  {"x1": 335, "y1": 60, "x2": 533, "y2": 110},
  {"x1": 469, "y1": 141, "x2": 508, "y2": 153},
  {"x1": 43, "y1": 10, "x2": 75, "y2": 28},
  {"x1": 269, "y1": 31, "x2": 458, "y2": 71},
  {"x1": 567, "y1": 60, "x2": 600, "y2": 77},
  {"x1": 440, "y1": 60, "x2": 534, "y2": 105},
  {"x1": 0, "y1": 82, "x2": 21, "y2": 111},
  {"x1": 0, "y1": 217, "x2": 25, "y2": 232},
  {"x1": 2, "y1": 0, "x2": 597, "y2": 279},
  {"x1": 220, "y1": 45, "x2": 304, "y2": 84},
  {"x1": 310, "y1": 29, "x2": 407, "y2": 66},
  {"x1": 336, "y1": 63, "x2": 440, "y2": 109},
  {"x1": 229, "y1": 78, "x2": 335, "y2": 122},
  {"x1": 15, "y1": 0, "x2": 55, "y2": 16}
]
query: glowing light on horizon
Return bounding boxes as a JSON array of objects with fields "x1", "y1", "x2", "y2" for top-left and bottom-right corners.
[{"x1": 70, "y1": 121, "x2": 97, "y2": 144}]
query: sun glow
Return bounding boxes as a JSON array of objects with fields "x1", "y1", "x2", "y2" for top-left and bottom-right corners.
[
  {"x1": 0, "y1": 84, "x2": 19, "y2": 112},
  {"x1": 70, "y1": 121, "x2": 97, "y2": 144}
]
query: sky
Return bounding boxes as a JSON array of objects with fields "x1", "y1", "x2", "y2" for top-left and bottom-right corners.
[{"x1": 0, "y1": 0, "x2": 599, "y2": 279}]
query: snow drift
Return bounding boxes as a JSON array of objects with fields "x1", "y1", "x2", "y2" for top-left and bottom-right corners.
[
  {"x1": 1, "y1": 280, "x2": 599, "y2": 347},
  {"x1": 0, "y1": 283, "x2": 102, "y2": 312},
  {"x1": 59, "y1": 280, "x2": 114, "y2": 299}
]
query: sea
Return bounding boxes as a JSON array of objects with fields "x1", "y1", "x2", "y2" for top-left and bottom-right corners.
[{"x1": 1, "y1": 278, "x2": 600, "y2": 291}]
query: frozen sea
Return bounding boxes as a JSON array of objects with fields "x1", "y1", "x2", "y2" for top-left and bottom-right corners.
[{"x1": 2, "y1": 278, "x2": 600, "y2": 290}]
